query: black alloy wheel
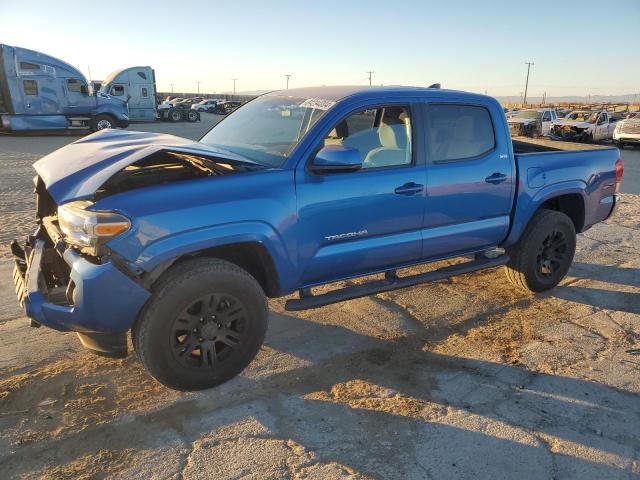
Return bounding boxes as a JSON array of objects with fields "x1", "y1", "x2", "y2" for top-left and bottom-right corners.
[{"x1": 171, "y1": 293, "x2": 248, "y2": 368}]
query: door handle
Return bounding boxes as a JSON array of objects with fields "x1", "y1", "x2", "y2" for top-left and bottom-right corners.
[
  {"x1": 485, "y1": 172, "x2": 508, "y2": 184},
  {"x1": 394, "y1": 182, "x2": 424, "y2": 196}
]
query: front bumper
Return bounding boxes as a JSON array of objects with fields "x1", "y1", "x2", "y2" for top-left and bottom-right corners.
[
  {"x1": 613, "y1": 132, "x2": 640, "y2": 143},
  {"x1": 13, "y1": 236, "x2": 150, "y2": 335}
]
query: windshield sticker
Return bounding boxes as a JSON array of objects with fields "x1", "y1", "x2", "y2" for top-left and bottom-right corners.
[{"x1": 300, "y1": 98, "x2": 336, "y2": 111}]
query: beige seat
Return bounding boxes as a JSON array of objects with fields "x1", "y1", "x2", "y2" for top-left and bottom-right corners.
[{"x1": 364, "y1": 123, "x2": 410, "y2": 168}]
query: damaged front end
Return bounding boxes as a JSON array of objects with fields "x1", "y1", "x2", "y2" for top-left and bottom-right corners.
[
  {"x1": 508, "y1": 120, "x2": 541, "y2": 138},
  {"x1": 11, "y1": 129, "x2": 264, "y2": 357},
  {"x1": 549, "y1": 124, "x2": 592, "y2": 142}
]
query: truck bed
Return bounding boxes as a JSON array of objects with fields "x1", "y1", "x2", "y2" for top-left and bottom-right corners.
[{"x1": 513, "y1": 136, "x2": 612, "y2": 154}]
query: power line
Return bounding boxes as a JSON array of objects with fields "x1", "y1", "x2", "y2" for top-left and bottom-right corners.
[{"x1": 523, "y1": 62, "x2": 534, "y2": 105}]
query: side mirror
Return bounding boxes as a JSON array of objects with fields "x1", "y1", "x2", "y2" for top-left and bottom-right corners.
[{"x1": 311, "y1": 145, "x2": 362, "y2": 174}]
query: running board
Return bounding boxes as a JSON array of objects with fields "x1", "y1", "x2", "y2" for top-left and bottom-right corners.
[{"x1": 285, "y1": 255, "x2": 509, "y2": 311}]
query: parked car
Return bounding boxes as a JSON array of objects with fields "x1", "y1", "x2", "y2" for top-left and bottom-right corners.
[
  {"x1": 213, "y1": 100, "x2": 243, "y2": 114},
  {"x1": 0, "y1": 44, "x2": 129, "y2": 132},
  {"x1": 12, "y1": 86, "x2": 622, "y2": 390},
  {"x1": 507, "y1": 108, "x2": 557, "y2": 137},
  {"x1": 550, "y1": 110, "x2": 619, "y2": 143},
  {"x1": 192, "y1": 99, "x2": 223, "y2": 112},
  {"x1": 613, "y1": 112, "x2": 640, "y2": 148}
]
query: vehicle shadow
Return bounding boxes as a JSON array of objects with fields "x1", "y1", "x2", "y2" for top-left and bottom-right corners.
[
  {"x1": 3, "y1": 301, "x2": 638, "y2": 478},
  {"x1": 570, "y1": 261, "x2": 640, "y2": 289}
]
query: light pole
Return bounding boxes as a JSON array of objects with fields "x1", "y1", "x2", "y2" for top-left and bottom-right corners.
[
  {"x1": 366, "y1": 70, "x2": 374, "y2": 86},
  {"x1": 170, "y1": 83, "x2": 174, "y2": 93},
  {"x1": 285, "y1": 74, "x2": 291, "y2": 89},
  {"x1": 523, "y1": 62, "x2": 534, "y2": 105},
  {"x1": 196, "y1": 81, "x2": 200, "y2": 95},
  {"x1": 231, "y1": 78, "x2": 237, "y2": 94}
]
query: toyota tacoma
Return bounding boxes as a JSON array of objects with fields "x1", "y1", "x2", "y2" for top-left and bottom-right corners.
[{"x1": 11, "y1": 86, "x2": 623, "y2": 390}]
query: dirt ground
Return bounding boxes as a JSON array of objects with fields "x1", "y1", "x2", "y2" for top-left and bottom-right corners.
[{"x1": 0, "y1": 117, "x2": 639, "y2": 479}]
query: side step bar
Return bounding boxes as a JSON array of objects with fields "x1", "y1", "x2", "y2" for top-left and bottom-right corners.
[{"x1": 285, "y1": 254, "x2": 509, "y2": 311}]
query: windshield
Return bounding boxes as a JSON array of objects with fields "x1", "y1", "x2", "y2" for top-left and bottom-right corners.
[
  {"x1": 513, "y1": 109, "x2": 542, "y2": 120},
  {"x1": 567, "y1": 111, "x2": 596, "y2": 123},
  {"x1": 200, "y1": 95, "x2": 334, "y2": 166}
]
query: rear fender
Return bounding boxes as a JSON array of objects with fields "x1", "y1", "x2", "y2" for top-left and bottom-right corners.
[{"x1": 504, "y1": 181, "x2": 586, "y2": 247}]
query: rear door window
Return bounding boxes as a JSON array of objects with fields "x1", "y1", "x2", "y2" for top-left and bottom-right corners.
[{"x1": 426, "y1": 104, "x2": 495, "y2": 162}]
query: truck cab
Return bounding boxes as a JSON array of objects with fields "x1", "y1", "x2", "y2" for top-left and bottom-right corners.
[
  {"x1": 100, "y1": 67, "x2": 156, "y2": 121},
  {"x1": 0, "y1": 44, "x2": 130, "y2": 132}
]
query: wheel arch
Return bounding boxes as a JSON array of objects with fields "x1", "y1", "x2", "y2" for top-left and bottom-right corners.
[{"x1": 504, "y1": 183, "x2": 586, "y2": 246}]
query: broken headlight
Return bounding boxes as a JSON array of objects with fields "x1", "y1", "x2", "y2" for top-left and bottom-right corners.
[{"x1": 58, "y1": 200, "x2": 131, "y2": 255}]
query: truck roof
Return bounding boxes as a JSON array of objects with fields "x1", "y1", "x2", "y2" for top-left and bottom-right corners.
[{"x1": 264, "y1": 85, "x2": 489, "y2": 103}]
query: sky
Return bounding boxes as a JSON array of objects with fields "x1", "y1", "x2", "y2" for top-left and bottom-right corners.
[{"x1": 1, "y1": 0, "x2": 639, "y2": 97}]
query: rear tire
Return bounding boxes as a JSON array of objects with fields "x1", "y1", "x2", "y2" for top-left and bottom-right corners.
[
  {"x1": 133, "y1": 258, "x2": 268, "y2": 391},
  {"x1": 187, "y1": 110, "x2": 199, "y2": 122},
  {"x1": 504, "y1": 209, "x2": 576, "y2": 293}
]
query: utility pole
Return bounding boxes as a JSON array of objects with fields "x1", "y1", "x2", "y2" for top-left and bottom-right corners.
[
  {"x1": 523, "y1": 62, "x2": 534, "y2": 105},
  {"x1": 196, "y1": 81, "x2": 201, "y2": 95},
  {"x1": 542, "y1": 92, "x2": 546, "y2": 104},
  {"x1": 170, "y1": 83, "x2": 174, "y2": 93},
  {"x1": 285, "y1": 74, "x2": 291, "y2": 89},
  {"x1": 231, "y1": 78, "x2": 237, "y2": 94},
  {"x1": 366, "y1": 70, "x2": 374, "y2": 86}
]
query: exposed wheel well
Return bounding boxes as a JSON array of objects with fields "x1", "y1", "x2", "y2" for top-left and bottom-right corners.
[
  {"x1": 540, "y1": 194, "x2": 585, "y2": 232},
  {"x1": 171, "y1": 242, "x2": 281, "y2": 297}
]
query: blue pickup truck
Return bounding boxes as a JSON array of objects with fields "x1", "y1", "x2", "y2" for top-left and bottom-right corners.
[{"x1": 11, "y1": 86, "x2": 623, "y2": 390}]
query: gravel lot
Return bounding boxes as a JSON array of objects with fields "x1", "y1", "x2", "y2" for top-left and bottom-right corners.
[{"x1": 0, "y1": 117, "x2": 639, "y2": 479}]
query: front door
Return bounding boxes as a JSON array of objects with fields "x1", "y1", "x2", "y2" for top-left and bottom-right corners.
[
  {"x1": 296, "y1": 104, "x2": 426, "y2": 286},
  {"x1": 422, "y1": 102, "x2": 514, "y2": 259},
  {"x1": 595, "y1": 112, "x2": 609, "y2": 141},
  {"x1": 64, "y1": 78, "x2": 95, "y2": 115}
]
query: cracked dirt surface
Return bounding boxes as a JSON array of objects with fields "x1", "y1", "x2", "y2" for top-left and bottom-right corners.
[{"x1": 1, "y1": 130, "x2": 639, "y2": 479}]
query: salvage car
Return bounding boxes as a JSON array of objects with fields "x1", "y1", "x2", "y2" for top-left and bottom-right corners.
[
  {"x1": 12, "y1": 86, "x2": 623, "y2": 390},
  {"x1": 213, "y1": 100, "x2": 243, "y2": 114},
  {"x1": 192, "y1": 99, "x2": 223, "y2": 112},
  {"x1": 614, "y1": 112, "x2": 640, "y2": 148},
  {"x1": 507, "y1": 108, "x2": 557, "y2": 137},
  {"x1": 550, "y1": 110, "x2": 619, "y2": 143}
]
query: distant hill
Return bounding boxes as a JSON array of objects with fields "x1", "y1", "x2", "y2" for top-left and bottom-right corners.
[{"x1": 495, "y1": 94, "x2": 639, "y2": 104}]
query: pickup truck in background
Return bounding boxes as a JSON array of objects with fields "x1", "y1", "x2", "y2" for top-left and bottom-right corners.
[
  {"x1": 613, "y1": 112, "x2": 640, "y2": 148},
  {"x1": 0, "y1": 44, "x2": 130, "y2": 132},
  {"x1": 550, "y1": 110, "x2": 619, "y2": 143},
  {"x1": 507, "y1": 108, "x2": 557, "y2": 137},
  {"x1": 11, "y1": 86, "x2": 623, "y2": 390}
]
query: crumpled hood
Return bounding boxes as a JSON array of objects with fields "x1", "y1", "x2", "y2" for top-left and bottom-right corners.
[
  {"x1": 552, "y1": 120, "x2": 592, "y2": 129},
  {"x1": 34, "y1": 129, "x2": 257, "y2": 204}
]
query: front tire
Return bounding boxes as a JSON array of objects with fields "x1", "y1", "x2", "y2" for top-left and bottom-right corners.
[
  {"x1": 133, "y1": 258, "x2": 268, "y2": 390},
  {"x1": 91, "y1": 114, "x2": 116, "y2": 131},
  {"x1": 186, "y1": 110, "x2": 199, "y2": 122},
  {"x1": 504, "y1": 209, "x2": 576, "y2": 293},
  {"x1": 169, "y1": 108, "x2": 183, "y2": 122}
]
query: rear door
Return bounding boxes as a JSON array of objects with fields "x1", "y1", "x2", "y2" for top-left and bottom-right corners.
[{"x1": 421, "y1": 101, "x2": 514, "y2": 259}]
